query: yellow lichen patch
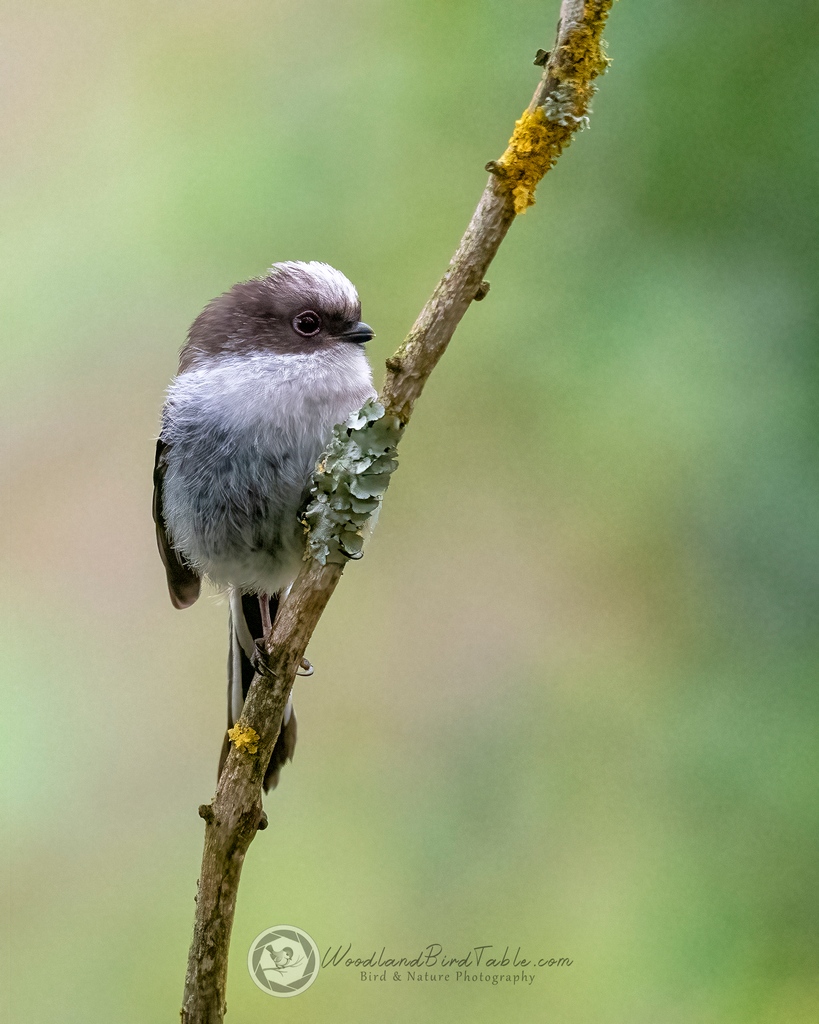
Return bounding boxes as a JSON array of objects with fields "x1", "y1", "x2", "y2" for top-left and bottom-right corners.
[
  {"x1": 495, "y1": 108, "x2": 572, "y2": 214},
  {"x1": 556, "y1": 0, "x2": 614, "y2": 84},
  {"x1": 227, "y1": 723, "x2": 260, "y2": 755},
  {"x1": 493, "y1": 0, "x2": 614, "y2": 214}
]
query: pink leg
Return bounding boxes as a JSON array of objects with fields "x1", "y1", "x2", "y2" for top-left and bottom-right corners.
[{"x1": 258, "y1": 593, "x2": 273, "y2": 637}]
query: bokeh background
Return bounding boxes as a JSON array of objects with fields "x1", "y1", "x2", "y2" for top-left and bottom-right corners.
[{"x1": 3, "y1": 1, "x2": 818, "y2": 1021}]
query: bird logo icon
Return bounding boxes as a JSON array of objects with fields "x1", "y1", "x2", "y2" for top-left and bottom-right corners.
[{"x1": 248, "y1": 926, "x2": 320, "y2": 996}]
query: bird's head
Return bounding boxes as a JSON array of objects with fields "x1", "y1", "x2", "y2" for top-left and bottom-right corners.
[{"x1": 181, "y1": 261, "x2": 374, "y2": 370}]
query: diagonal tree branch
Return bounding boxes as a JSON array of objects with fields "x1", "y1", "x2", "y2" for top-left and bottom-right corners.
[{"x1": 180, "y1": 2, "x2": 614, "y2": 1020}]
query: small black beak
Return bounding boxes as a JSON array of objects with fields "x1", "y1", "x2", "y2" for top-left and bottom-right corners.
[{"x1": 340, "y1": 321, "x2": 375, "y2": 343}]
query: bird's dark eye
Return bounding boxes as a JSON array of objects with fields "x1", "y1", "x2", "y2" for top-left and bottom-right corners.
[{"x1": 292, "y1": 311, "x2": 321, "y2": 337}]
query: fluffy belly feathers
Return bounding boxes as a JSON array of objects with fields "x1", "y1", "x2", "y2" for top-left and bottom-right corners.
[{"x1": 159, "y1": 350, "x2": 375, "y2": 594}]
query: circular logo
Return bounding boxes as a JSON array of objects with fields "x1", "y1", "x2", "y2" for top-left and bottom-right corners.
[{"x1": 247, "y1": 925, "x2": 320, "y2": 997}]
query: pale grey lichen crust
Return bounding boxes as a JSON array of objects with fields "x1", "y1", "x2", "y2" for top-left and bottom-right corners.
[
  {"x1": 543, "y1": 81, "x2": 592, "y2": 130},
  {"x1": 303, "y1": 399, "x2": 404, "y2": 565}
]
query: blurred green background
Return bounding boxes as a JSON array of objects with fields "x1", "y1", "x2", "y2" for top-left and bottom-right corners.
[{"x1": 3, "y1": 0, "x2": 818, "y2": 1021}]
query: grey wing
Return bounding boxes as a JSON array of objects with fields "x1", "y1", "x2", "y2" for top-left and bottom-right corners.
[{"x1": 152, "y1": 438, "x2": 201, "y2": 609}]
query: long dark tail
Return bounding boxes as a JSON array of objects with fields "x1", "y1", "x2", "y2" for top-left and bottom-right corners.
[{"x1": 218, "y1": 591, "x2": 297, "y2": 792}]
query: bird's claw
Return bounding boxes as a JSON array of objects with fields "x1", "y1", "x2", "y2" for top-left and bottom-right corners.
[
  {"x1": 254, "y1": 643, "x2": 312, "y2": 678},
  {"x1": 252, "y1": 640, "x2": 271, "y2": 675}
]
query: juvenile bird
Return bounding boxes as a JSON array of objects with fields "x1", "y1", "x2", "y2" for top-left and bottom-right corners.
[{"x1": 153, "y1": 261, "x2": 375, "y2": 789}]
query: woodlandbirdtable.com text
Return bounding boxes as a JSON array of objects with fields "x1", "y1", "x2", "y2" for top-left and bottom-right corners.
[{"x1": 321, "y1": 943, "x2": 574, "y2": 987}]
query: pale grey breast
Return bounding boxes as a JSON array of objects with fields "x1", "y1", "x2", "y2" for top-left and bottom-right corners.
[{"x1": 160, "y1": 345, "x2": 375, "y2": 595}]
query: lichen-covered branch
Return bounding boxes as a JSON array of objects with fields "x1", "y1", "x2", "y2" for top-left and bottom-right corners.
[
  {"x1": 493, "y1": 0, "x2": 612, "y2": 213},
  {"x1": 378, "y1": 0, "x2": 613, "y2": 426},
  {"x1": 181, "y1": 3, "x2": 615, "y2": 1021}
]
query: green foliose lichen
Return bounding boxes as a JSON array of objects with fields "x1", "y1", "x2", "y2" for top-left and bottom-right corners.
[{"x1": 303, "y1": 399, "x2": 404, "y2": 565}]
